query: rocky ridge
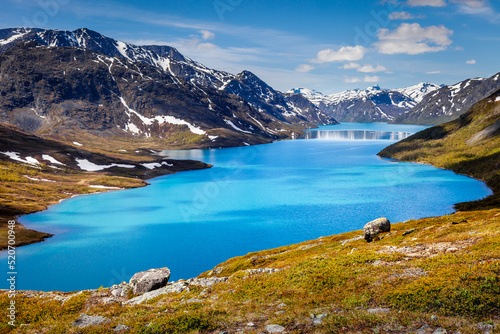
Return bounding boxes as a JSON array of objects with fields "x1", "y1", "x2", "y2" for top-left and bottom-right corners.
[{"x1": 289, "y1": 83, "x2": 441, "y2": 123}]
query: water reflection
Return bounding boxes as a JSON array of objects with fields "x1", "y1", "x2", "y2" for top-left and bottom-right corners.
[{"x1": 303, "y1": 130, "x2": 413, "y2": 141}]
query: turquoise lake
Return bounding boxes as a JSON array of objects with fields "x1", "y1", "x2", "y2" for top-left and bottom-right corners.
[{"x1": 3, "y1": 123, "x2": 492, "y2": 291}]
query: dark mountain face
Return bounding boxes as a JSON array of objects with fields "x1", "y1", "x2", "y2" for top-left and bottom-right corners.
[
  {"x1": 392, "y1": 73, "x2": 500, "y2": 125},
  {"x1": 0, "y1": 27, "x2": 336, "y2": 126},
  {"x1": 0, "y1": 42, "x2": 300, "y2": 147}
]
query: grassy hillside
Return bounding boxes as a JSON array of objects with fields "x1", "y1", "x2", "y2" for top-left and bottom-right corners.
[
  {"x1": 1, "y1": 209, "x2": 499, "y2": 333},
  {"x1": 380, "y1": 90, "x2": 500, "y2": 211}
]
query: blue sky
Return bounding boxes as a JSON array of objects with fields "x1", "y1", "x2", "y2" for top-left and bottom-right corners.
[{"x1": 2, "y1": 0, "x2": 500, "y2": 94}]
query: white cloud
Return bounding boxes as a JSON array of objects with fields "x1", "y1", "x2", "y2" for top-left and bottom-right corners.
[
  {"x1": 345, "y1": 77, "x2": 361, "y2": 83},
  {"x1": 407, "y1": 0, "x2": 447, "y2": 7},
  {"x1": 364, "y1": 75, "x2": 380, "y2": 83},
  {"x1": 466, "y1": 59, "x2": 477, "y2": 64},
  {"x1": 344, "y1": 75, "x2": 380, "y2": 83},
  {"x1": 295, "y1": 64, "x2": 315, "y2": 73},
  {"x1": 311, "y1": 46, "x2": 366, "y2": 63},
  {"x1": 375, "y1": 23, "x2": 453, "y2": 54},
  {"x1": 450, "y1": 0, "x2": 488, "y2": 8},
  {"x1": 340, "y1": 63, "x2": 388, "y2": 73},
  {"x1": 426, "y1": 70, "x2": 442, "y2": 74},
  {"x1": 389, "y1": 11, "x2": 416, "y2": 20},
  {"x1": 357, "y1": 64, "x2": 388, "y2": 73},
  {"x1": 199, "y1": 30, "x2": 215, "y2": 41},
  {"x1": 340, "y1": 62, "x2": 361, "y2": 70}
]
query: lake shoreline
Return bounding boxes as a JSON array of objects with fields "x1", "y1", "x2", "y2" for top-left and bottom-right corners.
[
  {"x1": 0, "y1": 159, "x2": 212, "y2": 251},
  {"x1": 8, "y1": 122, "x2": 496, "y2": 291}
]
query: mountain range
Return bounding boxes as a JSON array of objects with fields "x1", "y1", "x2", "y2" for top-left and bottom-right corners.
[
  {"x1": 288, "y1": 83, "x2": 441, "y2": 123},
  {"x1": 0, "y1": 27, "x2": 336, "y2": 148},
  {"x1": 292, "y1": 72, "x2": 500, "y2": 125}
]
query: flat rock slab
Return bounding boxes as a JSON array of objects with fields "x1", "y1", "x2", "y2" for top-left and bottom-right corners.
[
  {"x1": 72, "y1": 314, "x2": 110, "y2": 328},
  {"x1": 266, "y1": 324, "x2": 286, "y2": 333}
]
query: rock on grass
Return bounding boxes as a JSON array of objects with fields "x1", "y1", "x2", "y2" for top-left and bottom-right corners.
[{"x1": 363, "y1": 218, "x2": 390, "y2": 242}]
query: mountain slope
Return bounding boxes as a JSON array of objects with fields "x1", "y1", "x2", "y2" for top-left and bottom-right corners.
[
  {"x1": 290, "y1": 83, "x2": 440, "y2": 122},
  {"x1": 380, "y1": 89, "x2": 500, "y2": 210},
  {"x1": 0, "y1": 27, "x2": 335, "y2": 126},
  {"x1": 392, "y1": 73, "x2": 500, "y2": 125},
  {"x1": 224, "y1": 71, "x2": 336, "y2": 126},
  {"x1": 0, "y1": 41, "x2": 302, "y2": 148}
]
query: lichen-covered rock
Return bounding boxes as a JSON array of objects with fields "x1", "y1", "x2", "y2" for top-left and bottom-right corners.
[
  {"x1": 110, "y1": 282, "x2": 132, "y2": 298},
  {"x1": 363, "y1": 218, "x2": 390, "y2": 242},
  {"x1": 125, "y1": 280, "x2": 190, "y2": 305},
  {"x1": 72, "y1": 314, "x2": 109, "y2": 328},
  {"x1": 266, "y1": 324, "x2": 285, "y2": 333},
  {"x1": 129, "y1": 267, "x2": 171, "y2": 295}
]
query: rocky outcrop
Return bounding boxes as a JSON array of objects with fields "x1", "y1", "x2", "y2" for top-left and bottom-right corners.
[
  {"x1": 110, "y1": 282, "x2": 132, "y2": 298},
  {"x1": 72, "y1": 313, "x2": 110, "y2": 328},
  {"x1": 363, "y1": 218, "x2": 391, "y2": 242},
  {"x1": 129, "y1": 267, "x2": 171, "y2": 295}
]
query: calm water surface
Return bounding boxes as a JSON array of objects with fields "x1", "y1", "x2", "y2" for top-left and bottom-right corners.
[{"x1": 3, "y1": 123, "x2": 492, "y2": 291}]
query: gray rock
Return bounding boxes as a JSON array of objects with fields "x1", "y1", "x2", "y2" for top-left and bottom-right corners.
[
  {"x1": 184, "y1": 298, "x2": 204, "y2": 303},
  {"x1": 129, "y1": 267, "x2": 171, "y2": 295},
  {"x1": 402, "y1": 228, "x2": 416, "y2": 236},
  {"x1": 125, "y1": 280, "x2": 189, "y2": 305},
  {"x1": 363, "y1": 218, "x2": 391, "y2": 242},
  {"x1": 186, "y1": 277, "x2": 228, "y2": 287},
  {"x1": 266, "y1": 324, "x2": 285, "y2": 333},
  {"x1": 110, "y1": 282, "x2": 132, "y2": 298},
  {"x1": 340, "y1": 235, "x2": 363, "y2": 245},
  {"x1": 477, "y1": 323, "x2": 494, "y2": 333},
  {"x1": 277, "y1": 303, "x2": 287, "y2": 308},
  {"x1": 244, "y1": 268, "x2": 281, "y2": 276},
  {"x1": 247, "y1": 322, "x2": 255, "y2": 327},
  {"x1": 114, "y1": 324, "x2": 132, "y2": 332},
  {"x1": 367, "y1": 308, "x2": 391, "y2": 314},
  {"x1": 72, "y1": 314, "x2": 110, "y2": 328},
  {"x1": 433, "y1": 329, "x2": 447, "y2": 334}
]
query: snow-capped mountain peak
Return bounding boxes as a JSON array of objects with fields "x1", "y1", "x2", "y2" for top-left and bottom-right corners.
[
  {"x1": 395, "y1": 82, "x2": 441, "y2": 103},
  {"x1": 293, "y1": 83, "x2": 440, "y2": 123}
]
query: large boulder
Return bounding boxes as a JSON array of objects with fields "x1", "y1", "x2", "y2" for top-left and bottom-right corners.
[
  {"x1": 363, "y1": 218, "x2": 390, "y2": 242},
  {"x1": 129, "y1": 267, "x2": 171, "y2": 295}
]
